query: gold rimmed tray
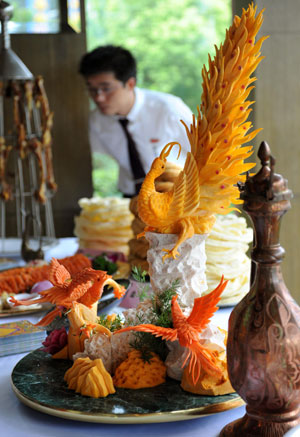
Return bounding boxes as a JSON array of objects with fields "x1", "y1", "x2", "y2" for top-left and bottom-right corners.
[
  {"x1": 11, "y1": 349, "x2": 243, "y2": 424},
  {"x1": 0, "y1": 306, "x2": 47, "y2": 318}
]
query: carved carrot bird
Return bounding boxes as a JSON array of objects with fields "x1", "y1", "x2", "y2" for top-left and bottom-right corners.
[
  {"x1": 138, "y1": 4, "x2": 268, "y2": 260},
  {"x1": 11, "y1": 258, "x2": 125, "y2": 327},
  {"x1": 115, "y1": 276, "x2": 228, "y2": 384},
  {"x1": 11, "y1": 258, "x2": 126, "y2": 359}
]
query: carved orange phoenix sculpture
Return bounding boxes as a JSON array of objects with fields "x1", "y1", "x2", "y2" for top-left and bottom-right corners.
[
  {"x1": 11, "y1": 258, "x2": 125, "y2": 326},
  {"x1": 138, "y1": 4, "x2": 268, "y2": 260},
  {"x1": 115, "y1": 276, "x2": 228, "y2": 384}
]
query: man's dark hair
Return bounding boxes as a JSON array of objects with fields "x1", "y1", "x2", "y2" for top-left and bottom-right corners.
[{"x1": 79, "y1": 45, "x2": 137, "y2": 83}]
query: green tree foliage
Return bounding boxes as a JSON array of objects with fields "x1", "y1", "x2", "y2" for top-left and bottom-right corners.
[
  {"x1": 10, "y1": 1, "x2": 34, "y2": 23},
  {"x1": 86, "y1": 0, "x2": 231, "y2": 112},
  {"x1": 92, "y1": 153, "x2": 120, "y2": 197}
]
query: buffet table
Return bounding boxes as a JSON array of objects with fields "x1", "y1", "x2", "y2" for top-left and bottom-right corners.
[{"x1": 0, "y1": 238, "x2": 246, "y2": 437}]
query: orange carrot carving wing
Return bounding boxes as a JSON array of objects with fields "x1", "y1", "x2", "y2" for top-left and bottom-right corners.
[
  {"x1": 167, "y1": 152, "x2": 200, "y2": 219},
  {"x1": 187, "y1": 276, "x2": 228, "y2": 331},
  {"x1": 49, "y1": 257, "x2": 71, "y2": 287},
  {"x1": 66, "y1": 269, "x2": 96, "y2": 300},
  {"x1": 116, "y1": 324, "x2": 178, "y2": 342}
]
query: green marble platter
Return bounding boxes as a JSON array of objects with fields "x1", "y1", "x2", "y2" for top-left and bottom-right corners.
[{"x1": 11, "y1": 349, "x2": 243, "y2": 424}]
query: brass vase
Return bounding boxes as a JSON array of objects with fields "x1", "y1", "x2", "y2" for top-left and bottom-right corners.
[{"x1": 220, "y1": 142, "x2": 300, "y2": 437}]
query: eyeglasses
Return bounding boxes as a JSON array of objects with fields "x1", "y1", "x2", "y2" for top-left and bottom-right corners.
[{"x1": 87, "y1": 84, "x2": 120, "y2": 98}]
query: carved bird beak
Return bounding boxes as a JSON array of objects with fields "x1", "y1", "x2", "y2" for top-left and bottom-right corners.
[{"x1": 159, "y1": 142, "x2": 182, "y2": 161}]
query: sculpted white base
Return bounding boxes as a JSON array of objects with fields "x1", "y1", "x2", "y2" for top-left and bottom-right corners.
[{"x1": 146, "y1": 232, "x2": 208, "y2": 311}]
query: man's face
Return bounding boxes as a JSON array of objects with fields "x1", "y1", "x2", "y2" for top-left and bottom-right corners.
[{"x1": 85, "y1": 72, "x2": 135, "y2": 116}]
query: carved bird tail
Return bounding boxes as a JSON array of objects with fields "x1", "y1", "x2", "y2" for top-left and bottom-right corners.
[
  {"x1": 184, "y1": 341, "x2": 222, "y2": 385},
  {"x1": 181, "y1": 4, "x2": 268, "y2": 221},
  {"x1": 9, "y1": 285, "x2": 66, "y2": 307},
  {"x1": 35, "y1": 306, "x2": 63, "y2": 327}
]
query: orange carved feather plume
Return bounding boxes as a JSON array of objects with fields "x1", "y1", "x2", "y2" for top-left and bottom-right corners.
[
  {"x1": 181, "y1": 3, "x2": 268, "y2": 214},
  {"x1": 137, "y1": 4, "x2": 268, "y2": 260}
]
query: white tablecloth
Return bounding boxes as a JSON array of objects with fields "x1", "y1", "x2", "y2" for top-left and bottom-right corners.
[{"x1": 0, "y1": 238, "x2": 246, "y2": 437}]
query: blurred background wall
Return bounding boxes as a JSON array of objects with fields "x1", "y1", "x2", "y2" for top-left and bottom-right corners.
[{"x1": 234, "y1": 0, "x2": 300, "y2": 302}]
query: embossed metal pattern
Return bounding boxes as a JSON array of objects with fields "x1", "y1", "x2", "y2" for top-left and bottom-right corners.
[{"x1": 220, "y1": 142, "x2": 300, "y2": 437}]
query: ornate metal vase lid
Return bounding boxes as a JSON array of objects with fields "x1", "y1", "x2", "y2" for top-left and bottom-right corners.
[{"x1": 220, "y1": 141, "x2": 300, "y2": 437}]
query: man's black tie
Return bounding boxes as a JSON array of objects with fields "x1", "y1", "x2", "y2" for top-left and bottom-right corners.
[{"x1": 119, "y1": 118, "x2": 146, "y2": 196}]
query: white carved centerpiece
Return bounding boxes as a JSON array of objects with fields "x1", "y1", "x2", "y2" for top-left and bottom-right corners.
[{"x1": 146, "y1": 232, "x2": 208, "y2": 310}]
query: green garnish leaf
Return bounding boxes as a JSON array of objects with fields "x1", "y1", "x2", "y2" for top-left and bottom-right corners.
[
  {"x1": 130, "y1": 332, "x2": 168, "y2": 362},
  {"x1": 131, "y1": 265, "x2": 148, "y2": 282},
  {"x1": 92, "y1": 254, "x2": 118, "y2": 275},
  {"x1": 128, "y1": 279, "x2": 181, "y2": 360},
  {"x1": 152, "y1": 278, "x2": 180, "y2": 327},
  {"x1": 138, "y1": 284, "x2": 150, "y2": 302}
]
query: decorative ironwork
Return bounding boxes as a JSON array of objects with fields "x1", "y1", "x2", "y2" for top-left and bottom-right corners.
[{"x1": 0, "y1": 1, "x2": 57, "y2": 258}]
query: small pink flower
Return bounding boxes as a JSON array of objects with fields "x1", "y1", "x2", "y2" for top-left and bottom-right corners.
[{"x1": 42, "y1": 327, "x2": 68, "y2": 355}]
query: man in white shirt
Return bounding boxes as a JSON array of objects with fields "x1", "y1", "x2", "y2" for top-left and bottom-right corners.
[{"x1": 79, "y1": 45, "x2": 193, "y2": 197}]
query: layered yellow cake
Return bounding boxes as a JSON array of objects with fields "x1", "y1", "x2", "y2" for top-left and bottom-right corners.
[{"x1": 74, "y1": 196, "x2": 134, "y2": 256}]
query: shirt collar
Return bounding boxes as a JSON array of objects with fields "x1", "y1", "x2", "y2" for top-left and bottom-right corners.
[
  {"x1": 126, "y1": 87, "x2": 144, "y2": 123},
  {"x1": 114, "y1": 87, "x2": 143, "y2": 123}
]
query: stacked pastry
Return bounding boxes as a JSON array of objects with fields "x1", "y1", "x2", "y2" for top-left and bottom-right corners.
[
  {"x1": 205, "y1": 213, "x2": 253, "y2": 305},
  {"x1": 128, "y1": 162, "x2": 182, "y2": 271},
  {"x1": 74, "y1": 197, "x2": 134, "y2": 256}
]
